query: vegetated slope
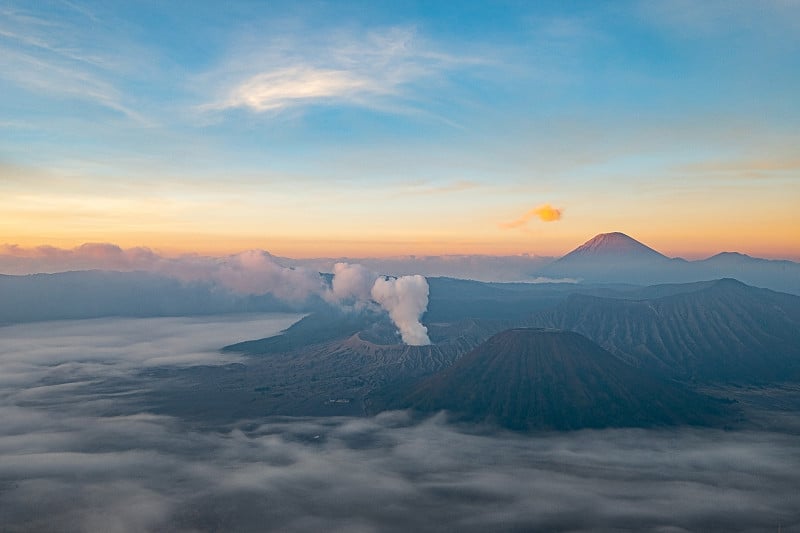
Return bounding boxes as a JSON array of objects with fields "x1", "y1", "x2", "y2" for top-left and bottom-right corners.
[
  {"x1": 530, "y1": 278, "x2": 800, "y2": 383},
  {"x1": 393, "y1": 328, "x2": 733, "y2": 430}
]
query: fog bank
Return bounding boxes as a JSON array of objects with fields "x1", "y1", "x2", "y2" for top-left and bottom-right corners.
[{"x1": 0, "y1": 317, "x2": 798, "y2": 531}]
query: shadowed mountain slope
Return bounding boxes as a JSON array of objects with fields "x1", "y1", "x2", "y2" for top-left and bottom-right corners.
[
  {"x1": 529, "y1": 279, "x2": 800, "y2": 383},
  {"x1": 392, "y1": 328, "x2": 734, "y2": 430},
  {"x1": 155, "y1": 313, "x2": 513, "y2": 420}
]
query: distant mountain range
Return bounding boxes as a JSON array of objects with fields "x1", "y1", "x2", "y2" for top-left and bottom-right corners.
[
  {"x1": 389, "y1": 328, "x2": 735, "y2": 430},
  {"x1": 214, "y1": 275, "x2": 800, "y2": 430},
  {"x1": 3, "y1": 235, "x2": 799, "y2": 432},
  {"x1": 536, "y1": 232, "x2": 800, "y2": 294},
  {"x1": 528, "y1": 278, "x2": 800, "y2": 384}
]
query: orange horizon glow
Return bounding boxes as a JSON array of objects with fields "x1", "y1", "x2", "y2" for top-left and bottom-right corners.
[
  {"x1": 2, "y1": 1, "x2": 799, "y2": 275},
  {"x1": 3, "y1": 232, "x2": 799, "y2": 263}
]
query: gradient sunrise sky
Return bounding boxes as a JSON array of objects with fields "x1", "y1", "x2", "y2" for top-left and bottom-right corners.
[{"x1": 1, "y1": 0, "x2": 798, "y2": 260}]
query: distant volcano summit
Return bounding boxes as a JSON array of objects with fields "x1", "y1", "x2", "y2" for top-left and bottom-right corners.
[
  {"x1": 535, "y1": 231, "x2": 800, "y2": 293},
  {"x1": 536, "y1": 231, "x2": 680, "y2": 284},
  {"x1": 563, "y1": 232, "x2": 667, "y2": 259}
]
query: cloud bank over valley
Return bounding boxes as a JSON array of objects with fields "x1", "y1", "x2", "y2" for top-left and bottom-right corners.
[{"x1": 0, "y1": 317, "x2": 799, "y2": 532}]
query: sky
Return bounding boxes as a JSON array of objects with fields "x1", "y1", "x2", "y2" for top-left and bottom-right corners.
[{"x1": 1, "y1": 0, "x2": 798, "y2": 260}]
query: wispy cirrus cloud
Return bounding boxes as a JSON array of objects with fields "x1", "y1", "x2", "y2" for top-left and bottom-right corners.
[
  {"x1": 219, "y1": 66, "x2": 376, "y2": 112},
  {"x1": 201, "y1": 26, "x2": 483, "y2": 116},
  {"x1": 0, "y1": 3, "x2": 149, "y2": 123}
]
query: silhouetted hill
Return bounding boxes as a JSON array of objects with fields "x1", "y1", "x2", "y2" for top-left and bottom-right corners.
[
  {"x1": 391, "y1": 328, "x2": 733, "y2": 430},
  {"x1": 530, "y1": 279, "x2": 800, "y2": 383},
  {"x1": 692, "y1": 252, "x2": 800, "y2": 294}
]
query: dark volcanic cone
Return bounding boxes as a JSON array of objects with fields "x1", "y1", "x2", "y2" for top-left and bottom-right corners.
[{"x1": 397, "y1": 328, "x2": 735, "y2": 431}]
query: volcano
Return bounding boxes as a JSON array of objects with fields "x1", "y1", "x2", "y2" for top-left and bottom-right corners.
[
  {"x1": 562, "y1": 231, "x2": 667, "y2": 260},
  {"x1": 395, "y1": 328, "x2": 734, "y2": 430},
  {"x1": 536, "y1": 232, "x2": 682, "y2": 284}
]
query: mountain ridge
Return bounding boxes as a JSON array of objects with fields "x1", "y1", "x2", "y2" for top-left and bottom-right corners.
[
  {"x1": 387, "y1": 328, "x2": 735, "y2": 431},
  {"x1": 528, "y1": 278, "x2": 800, "y2": 383},
  {"x1": 536, "y1": 232, "x2": 800, "y2": 294}
]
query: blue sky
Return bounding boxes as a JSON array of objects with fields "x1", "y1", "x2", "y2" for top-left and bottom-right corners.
[{"x1": 1, "y1": 0, "x2": 798, "y2": 258}]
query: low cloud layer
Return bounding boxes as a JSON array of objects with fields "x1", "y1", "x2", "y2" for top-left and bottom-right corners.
[
  {"x1": 0, "y1": 243, "x2": 563, "y2": 283},
  {"x1": 0, "y1": 245, "x2": 432, "y2": 345},
  {"x1": 0, "y1": 317, "x2": 799, "y2": 532},
  {"x1": 502, "y1": 203, "x2": 563, "y2": 228},
  {"x1": 0, "y1": 244, "x2": 326, "y2": 302}
]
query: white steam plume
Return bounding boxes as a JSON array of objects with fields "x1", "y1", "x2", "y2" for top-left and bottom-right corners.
[
  {"x1": 370, "y1": 275, "x2": 431, "y2": 346},
  {"x1": 0, "y1": 244, "x2": 432, "y2": 345},
  {"x1": 325, "y1": 263, "x2": 431, "y2": 346},
  {"x1": 328, "y1": 262, "x2": 376, "y2": 305}
]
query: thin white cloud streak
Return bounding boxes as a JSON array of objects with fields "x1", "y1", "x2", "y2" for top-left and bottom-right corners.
[
  {"x1": 0, "y1": 47, "x2": 144, "y2": 121},
  {"x1": 0, "y1": 5, "x2": 149, "y2": 123},
  {"x1": 221, "y1": 67, "x2": 376, "y2": 112},
  {"x1": 0, "y1": 25, "x2": 112, "y2": 69},
  {"x1": 200, "y1": 26, "x2": 487, "y2": 117}
]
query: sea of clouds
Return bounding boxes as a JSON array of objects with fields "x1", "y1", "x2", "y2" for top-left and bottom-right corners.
[{"x1": 1, "y1": 316, "x2": 799, "y2": 532}]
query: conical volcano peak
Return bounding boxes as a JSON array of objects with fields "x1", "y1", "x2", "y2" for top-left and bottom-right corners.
[
  {"x1": 566, "y1": 232, "x2": 666, "y2": 259},
  {"x1": 395, "y1": 327, "x2": 733, "y2": 430}
]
